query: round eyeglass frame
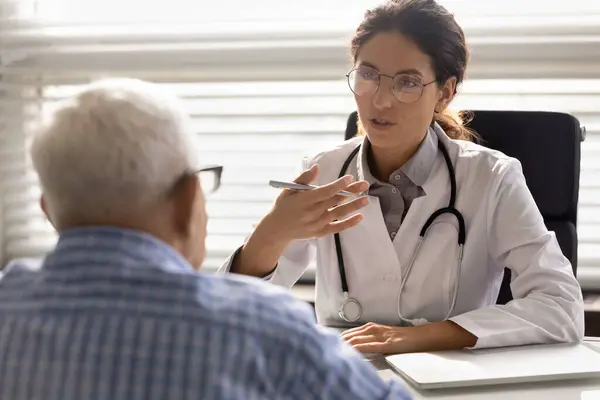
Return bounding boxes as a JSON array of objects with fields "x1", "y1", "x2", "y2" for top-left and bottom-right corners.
[{"x1": 346, "y1": 66, "x2": 437, "y2": 104}]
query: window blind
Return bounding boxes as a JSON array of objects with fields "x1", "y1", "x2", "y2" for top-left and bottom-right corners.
[{"x1": 1, "y1": 1, "x2": 599, "y2": 288}]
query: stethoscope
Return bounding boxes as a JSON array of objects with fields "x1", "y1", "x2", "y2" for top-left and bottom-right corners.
[{"x1": 336, "y1": 138, "x2": 466, "y2": 325}]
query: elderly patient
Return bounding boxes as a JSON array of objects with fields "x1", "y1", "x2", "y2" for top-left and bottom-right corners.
[{"x1": 0, "y1": 78, "x2": 411, "y2": 400}]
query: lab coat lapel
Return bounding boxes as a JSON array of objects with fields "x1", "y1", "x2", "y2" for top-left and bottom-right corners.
[
  {"x1": 340, "y1": 150, "x2": 403, "y2": 276},
  {"x1": 334, "y1": 196, "x2": 403, "y2": 319},
  {"x1": 342, "y1": 195, "x2": 402, "y2": 274}
]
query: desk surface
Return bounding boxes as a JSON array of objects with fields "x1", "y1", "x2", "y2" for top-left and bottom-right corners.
[{"x1": 370, "y1": 338, "x2": 600, "y2": 399}]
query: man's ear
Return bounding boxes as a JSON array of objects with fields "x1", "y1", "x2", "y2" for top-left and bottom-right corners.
[
  {"x1": 40, "y1": 195, "x2": 56, "y2": 229},
  {"x1": 436, "y1": 76, "x2": 457, "y2": 112},
  {"x1": 171, "y1": 173, "x2": 199, "y2": 236}
]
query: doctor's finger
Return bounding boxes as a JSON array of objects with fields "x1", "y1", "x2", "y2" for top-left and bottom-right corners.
[
  {"x1": 306, "y1": 175, "x2": 356, "y2": 202},
  {"x1": 352, "y1": 341, "x2": 387, "y2": 354},
  {"x1": 320, "y1": 197, "x2": 369, "y2": 223},
  {"x1": 342, "y1": 180, "x2": 370, "y2": 195},
  {"x1": 340, "y1": 323, "x2": 379, "y2": 340},
  {"x1": 292, "y1": 164, "x2": 319, "y2": 186},
  {"x1": 319, "y1": 214, "x2": 364, "y2": 236},
  {"x1": 316, "y1": 196, "x2": 367, "y2": 221},
  {"x1": 344, "y1": 334, "x2": 382, "y2": 349},
  {"x1": 318, "y1": 182, "x2": 370, "y2": 210},
  {"x1": 340, "y1": 324, "x2": 372, "y2": 338}
]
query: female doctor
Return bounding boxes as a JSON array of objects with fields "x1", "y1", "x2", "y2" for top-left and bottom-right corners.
[{"x1": 220, "y1": 0, "x2": 584, "y2": 354}]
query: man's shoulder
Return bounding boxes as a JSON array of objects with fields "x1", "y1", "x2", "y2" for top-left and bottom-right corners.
[
  {"x1": 1, "y1": 257, "x2": 43, "y2": 274},
  {"x1": 0, "y1": 257, "x2": 323, "y2": 352},
  {"x1": 0, "y1": 258, "x2": 43, "y2": 287},
  {"x1": 197, "y1": 273, "x2": 318, "y2": 335}
]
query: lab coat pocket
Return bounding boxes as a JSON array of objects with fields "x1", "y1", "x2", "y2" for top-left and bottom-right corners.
[{"x1": 403, "y1": 214, "x2": 461, "y2": 322}]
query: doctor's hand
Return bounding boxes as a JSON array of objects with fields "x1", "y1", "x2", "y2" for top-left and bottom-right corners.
[
  {"x1": 341, "y1": 323, "x2": 420, "y2": 355},
  {"x1": 233, "y1": 164, "x2": 369, "y2": 278},
  {"x1": 341, "y1": 321, "x2": 478, "y2": 355},
  {"x1": 262, "y1": 164, "x2": 370, "y2": 242}
]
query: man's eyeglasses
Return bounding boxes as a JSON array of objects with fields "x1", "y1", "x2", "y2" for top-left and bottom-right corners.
[
  {"x1": 346, "y1": 66, "x2": 436, "y2": 104},
  {"x1": 192, "y1": 164, "x2": 223, "y2": 195}
]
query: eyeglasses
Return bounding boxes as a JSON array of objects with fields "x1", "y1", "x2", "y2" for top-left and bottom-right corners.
[
  {"x1": 346, "y1": 66, "x2": 436, "y2": 104},
  {"x1": 168, "y1": 164, "x2": 223, "y2": 198},
  {"x1": 193, "y1": 164, "x2": 223, "y2": 195}
]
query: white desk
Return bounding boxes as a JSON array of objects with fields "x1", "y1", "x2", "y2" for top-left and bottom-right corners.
[{"x1": 370, "y1": 338, "x2": 600, "y2": 399}]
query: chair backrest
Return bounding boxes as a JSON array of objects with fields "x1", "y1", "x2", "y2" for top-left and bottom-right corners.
[{"x1": 344, "y1": 110, "x2": 583, "y2": 305}]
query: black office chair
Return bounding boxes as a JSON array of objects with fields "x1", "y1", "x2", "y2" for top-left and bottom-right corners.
[{"x1": 344, "y1": 110, "x2": 584, "y2": 305}]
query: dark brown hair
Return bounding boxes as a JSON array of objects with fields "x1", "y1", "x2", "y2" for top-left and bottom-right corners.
[{"x1": 351, "y1": 0, "x2": 475, "y2": 141}]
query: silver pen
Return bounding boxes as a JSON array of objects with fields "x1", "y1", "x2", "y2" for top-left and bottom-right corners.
[{"x1": 268, "y1": 180, "x2": 362, "y2": 198}]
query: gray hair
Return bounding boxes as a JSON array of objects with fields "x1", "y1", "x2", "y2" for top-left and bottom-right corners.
[{"x1": 30, "y1": 77, "x2": 201, "y2": 223}]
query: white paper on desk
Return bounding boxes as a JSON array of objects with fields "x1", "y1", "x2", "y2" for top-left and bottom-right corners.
[{"x1": 385, "y1": 342, "x2": 600, "y2": 390}]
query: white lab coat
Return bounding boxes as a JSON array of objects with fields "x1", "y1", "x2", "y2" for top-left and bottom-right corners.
[{"x1": 220, "y1": 125, "x2": 584, "y2": 349}]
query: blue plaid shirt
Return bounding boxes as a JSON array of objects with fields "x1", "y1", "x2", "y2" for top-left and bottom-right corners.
[{"x1": 0, "y1": 227, "x2": 411, "y2": 400}]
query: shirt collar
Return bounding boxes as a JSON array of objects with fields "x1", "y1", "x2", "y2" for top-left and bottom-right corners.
[
  {"x1": 357, "y1": 126, "x2": 438, "y2": 187},
  {"x1": 48, "y1": 226, "x2": 194, "y2": 272}
]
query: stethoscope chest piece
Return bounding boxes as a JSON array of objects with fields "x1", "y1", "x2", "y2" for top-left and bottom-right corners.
[{"x1": 339, "y1": 295, "x2": 362, "y2": 322}]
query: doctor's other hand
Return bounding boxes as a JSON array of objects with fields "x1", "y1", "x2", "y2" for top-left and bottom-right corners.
[
  {"x1": 341, "y1": 323, "x2": 420, "y2": 355},
  {"x1": 341, "y1": 321, "x2": 478, "y2": 355},
  {"x1": 231, "y1": 164, "x2": 369, "y2": 278}
]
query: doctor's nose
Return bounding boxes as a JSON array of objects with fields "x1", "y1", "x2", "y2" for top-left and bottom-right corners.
[{"x1": 371, "y1": 79, "x2": 395, "y2": 111}]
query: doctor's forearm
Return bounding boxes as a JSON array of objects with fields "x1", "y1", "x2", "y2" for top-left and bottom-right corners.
[
  {"x1": 232, "y1": 225, "x2": 291, "y2": 277},
  {"x1": 414, "y1": 321, "x2": 478, "y2": 352}
]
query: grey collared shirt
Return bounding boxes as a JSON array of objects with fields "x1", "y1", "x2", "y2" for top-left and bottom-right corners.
[{"x1": 357, "y1": 128, "x2": 438, "y2": 239}]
